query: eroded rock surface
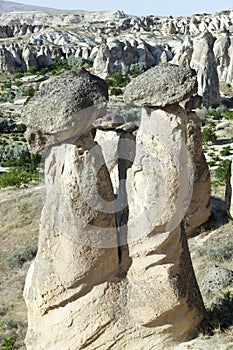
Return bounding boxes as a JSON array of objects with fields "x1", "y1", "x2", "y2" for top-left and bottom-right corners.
[{"x1": 124, "y1": 63, "x2": 197, "y2": 107}]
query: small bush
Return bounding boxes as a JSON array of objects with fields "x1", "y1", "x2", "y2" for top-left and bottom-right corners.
[
  {"x1": 2, "y1": 336, "x2": 15, "y2": 350},
  {"x1": 223, "y1": 110, "x2": 233, "y2": 120},
  {"x1": 23, "y1": 86, "x2": 36, "y2": 98},
  {"x1": 220, "y1": 146, "x2": 231, "y2": 157},
  {"x1": 208, "y1": 160, "x2": 216, "y2": 167},
  {"x1": 1, "y1": 318, "x2": 18, "y2": 330},
  {"x1": 106, "y1": 72, "x2": 130, "y2": 88},
  {"x1": 110, "y1": 87, "x2": 123, "y2": 96},
  {"x1": 202, "y1": 290, "x2": 233, "y2": 333},
  {"x1": 0, "y1": 139, "x2": 8, "y2": 146},
  {"x1": 0, "y1": 167, "x2": 31, "y2": 188},
  {"x1": 28, "y1": 66, "x2": 38, "y2": 74},
  {"x1": 206, "y1": 241, "x2": 233, "y2": 262},
  {"x1": 15, "y1": 123, "x2": 27, "y2": 133},
  {"x1": 202, "y1": 126, "x2": 217, "y2": 144},
  {"x1": 15, "y1": 80, "x2": 23, "y2": 87},
  {"x1": 215, "y1": 159, "x2": 231, "y2": 185},
  {"x1": 6, "y1": 244, "x2": 38, "y2": 268},
  {"x1": 208, "y1": 109, "x2": 223, "y2": 120}
]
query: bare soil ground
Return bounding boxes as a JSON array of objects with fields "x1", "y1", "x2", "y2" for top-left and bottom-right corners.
[{"x1": 0, "y1": 185, "x2": 43, "y2": 349}]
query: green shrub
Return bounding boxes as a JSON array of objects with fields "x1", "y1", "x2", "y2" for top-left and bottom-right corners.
[
  {"x1": 0, "y1": 144, "x2": 29, "y2": 165},
  {"x1": 6, "y1": 244, "x2": 38, "y2": 268},
  {"x1": 1, "y1": 318, "x2": 18, "y2": 330},
  {"x1": 208, "y1": 160, "x2": 216, "y2": 167},
  {"x1": 220, "y1": 146, "x2": 231, "y2": 156},
  {"x1": 28, "y1": 66, "x2": 38, "y2": 74},
  {"x1": 2, "y1": 336, "x2": 15, "y2": 350},
  {"x1": 0, "y1": 139, "x2": 8, "y2": 146},
  {"x1": 129, "y1": 62, "x2": 147, "y2": 77},
  {"x1": 12, "y1": 135, "x2": 19, "y2": 141},
  {"x1": 106, "y1": 72, "x2": 130, "y2": 88},
  {"x1": 204, "y1": 290, "x2": 233, "y2": 333},
  {"x1": 223, "y1": 110, "x2": 233, "y2": 120},
  {"x1": 208, "y1": 109, "x2": 223, "y2": 120},
  {"x1": 15, "y1": 80, "x2": 23, "y2": 87},
  {"x1": 0, "y1": 90, "x2": 15, "y2": 103},
  {"x1": 202, "y1": 126, "x2": 217, "y2": 144},
  {"x1": 67, "y1": 56, "x2": 94, "y2": 69},
  {"x1": 15, "y1": 123, "x2": 27, "y2": 133},
  {"x1": 0, "y1": 167, "x2": 31, "y2": 188},
  {"x1": 3, "y1": 80, "x2": 12, "y2": 89},
  {"x1": 110, "y1": 87, "x2": 123, "y2": 96},
  {"x1": 0, "y1": 117, "x2": 16, "y2": 133},
  {"x1": 206, "y1": 241, "x2": 233, "y2": 262},
  {"x1": 215, "y1": 159, "x2": 231, "y2": 185},
  {"x1": 23, "y1": 86, "x2": 36, "y2": 98}
]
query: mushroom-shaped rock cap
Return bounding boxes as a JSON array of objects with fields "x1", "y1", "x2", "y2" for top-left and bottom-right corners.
[
  {"x1": 22, "y1": 68, "x2": 108, "y2": 136},
  {"x1": 123, "y1": 63, "x2": 198, "y2": 107}
]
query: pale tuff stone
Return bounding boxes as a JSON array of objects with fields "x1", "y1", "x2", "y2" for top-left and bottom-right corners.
[
  {"x1": 24, "y1": 133, "x2": 122, "y2": 350},
  {"x1": 126, "y1": 107, "x2": 205, "y2": 343},
  {"x1": 94, "y1": 129, "x2": 120, "y2": 194}
]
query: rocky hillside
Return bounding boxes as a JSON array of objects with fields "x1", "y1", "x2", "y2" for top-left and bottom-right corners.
[
  {"x1": 0, "y1": 0, "x2": 56, "y2": 12},
  {"x1": 0, "y1": 7, "x2": 233, "y2": 106}
]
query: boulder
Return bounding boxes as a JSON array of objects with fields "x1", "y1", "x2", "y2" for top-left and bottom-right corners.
[
  {"x1": 22, "y1": 68, "x2": 108, "y2": 152},
  {"x1": 200, "y1": 265, "x2": 233, "y2": 295},
  {"x1": 123, "y1": 63, "x2": 198, "y2": 107}
]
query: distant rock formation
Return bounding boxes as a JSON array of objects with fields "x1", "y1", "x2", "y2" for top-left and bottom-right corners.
[
  {"x1": 0, "y1": 7, "x2": 233, "y2": 103},
  {"x1": 22, "y1": 66, "x2": 206, "y2": 349},
  {"x1": 0, "y1": 0, "x2": 56, "y2": 12},
  {"x1": 190, "y1": 31, "x2": 220, "y2": 107}
]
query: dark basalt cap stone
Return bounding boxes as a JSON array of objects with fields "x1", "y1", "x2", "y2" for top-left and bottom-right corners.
[
  {"x1": 123, "y1": 63, "x2": 198, "y2": 107},
  {"x1": 22, "y1": 68, "x2": 108, "y2": 135}
]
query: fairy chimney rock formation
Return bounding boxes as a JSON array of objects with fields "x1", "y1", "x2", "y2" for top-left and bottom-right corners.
[
  {"x1": 23, "y1": 66, "x2": 207, "y2": 350},
  {"x1": 124, "y1": 63, "x2": 211, "y2": 235}
]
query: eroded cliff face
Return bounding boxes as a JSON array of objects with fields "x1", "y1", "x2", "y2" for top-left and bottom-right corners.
[{"x1": 22, "y1": 66, "x2": 207, "y2": 350}]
